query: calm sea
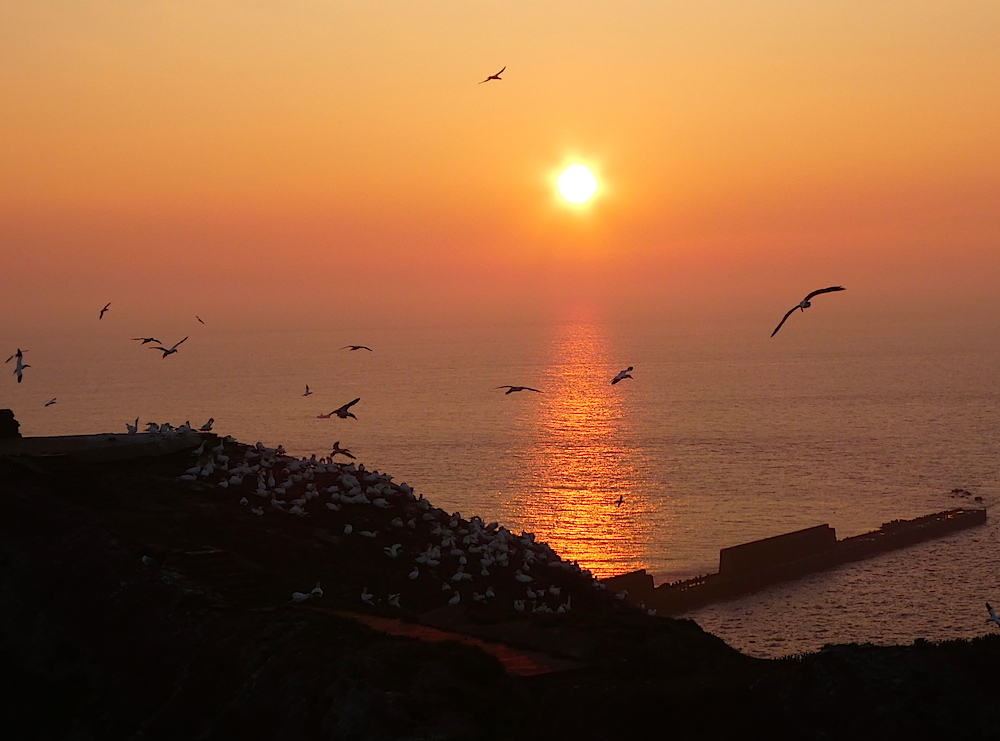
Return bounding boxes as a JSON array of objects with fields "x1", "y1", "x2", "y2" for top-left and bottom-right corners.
[{"x1": 3, "y1": 315, "x2": 998, "y2": 657}]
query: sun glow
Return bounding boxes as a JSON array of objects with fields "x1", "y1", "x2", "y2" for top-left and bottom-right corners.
[{"x1": 557, "y1": 165, "x2": 598, "y2": 204}]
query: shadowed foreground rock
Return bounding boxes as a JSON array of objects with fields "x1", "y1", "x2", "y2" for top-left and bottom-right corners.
[{"x1": 0, "y1": 443, "x2": 998, "y2": 740}]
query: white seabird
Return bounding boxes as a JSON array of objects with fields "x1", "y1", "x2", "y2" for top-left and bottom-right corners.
[{"x1": 988, "y1": 603, "x2": 1000, "y2": 629}]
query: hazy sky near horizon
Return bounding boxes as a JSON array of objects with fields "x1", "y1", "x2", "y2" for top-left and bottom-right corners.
[{"x1": 2, "y1": 1, "x2": 999, "y2": 332}]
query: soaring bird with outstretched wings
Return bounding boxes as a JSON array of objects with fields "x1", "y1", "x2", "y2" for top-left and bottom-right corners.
[
  {"x1": 771, "y1": 287, "x2": 845, "y2": 337},
  {"x1": 496, "y1": 385, "x2": 541, "y2": 395},
  {"x1": 478, "y1": 66, "x2": 505, "y2": 84}
]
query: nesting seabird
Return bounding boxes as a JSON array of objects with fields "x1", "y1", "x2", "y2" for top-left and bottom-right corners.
[
  {"x1": 771, "y1": 286, "x2": 846, "y2": 337},
  {"x1": 199, "y1": 418, "x2": 214, "y2": 432},
  {"x1": 988, "y1": 603, "x2": 1000, "y2": 629}
]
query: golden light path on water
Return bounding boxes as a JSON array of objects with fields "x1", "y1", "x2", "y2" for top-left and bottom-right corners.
[{"x1": 498, "y1": 321, "x2": 656, "y2": 578}]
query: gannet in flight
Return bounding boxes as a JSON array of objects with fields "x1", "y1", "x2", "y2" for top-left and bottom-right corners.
[
  {"x1": 478, "y1": 66, "x2": 505, "y2": 83},
  {"x1": 341, "y1": 345, "x2": 372, "y2": 352},
  {"x1": 12, "y1": 353, "x2": 29, "y2": 383},
  {"x1": 329, "y1": 398, "x2": 361, "y2": 419},
  {"x1": 99, "y1": 302, "x2": 111, "y2": 320},
  {"x1": 988, "y1": 603, "x2": 1000, "y2": 629},
  {"x1": 5, "y1": 349, "x2": 23, "y2": 364},
  {"x1": 132, "y1": 337, "x2": 162, "y2": 345},
  {"x1": 303, "y1": 385, "x2": 313, "y2": 396},
  {"x1": 611, "y1": 367, "x2": 633, "y2": 385},
  {"x1": 771, "y1": 286, "x2": 846, "y2": 337},
  {"x1": 196, "y1": 316, "x2": 205, "y2": 324},
  {"x1": 330, "y1": 441, "x2": 356, "y2": 459},
  {"x1": 44, "y1": 398, "x2": 57, "y2": 407},
  {"x1": 150, "y1": 336, "x2": 188, "y2": 358},
  {"x1": 496, "y1": 386, "x2": 542, "y2": 395},
  {"x1": 199, "y1": 418, "x2": 214, "y2": 432}
]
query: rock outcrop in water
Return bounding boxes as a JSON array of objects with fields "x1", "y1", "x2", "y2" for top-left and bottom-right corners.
[{"x1": 0, "y1": 434, "x2": 998, "y2": 740}]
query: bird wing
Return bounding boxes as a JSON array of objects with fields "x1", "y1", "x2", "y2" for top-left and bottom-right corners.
[
  {"x1": 496, "y1": 66, "x2": 505, "y2": 75},
  {"x1": 525, "y1": 387, "x2": 542, "y2": 393},
  {"x1": 359, "y1": 346, "x2": 372, "y2": 351},
  {"x1": 804, "y1": 286, "x2": 846, "y2": 301},
  {"x1": 336, "y1": 397, "x2": 361, "y2": 412},
  {"x1": 495, "y1": 385, "x2": 513, "y2": 389},
  {"x1": 171, "y1": 336, "x2": 189, "y2": 350},
  {"x1": 770, "y1": 306, "x2": 799, "y2": 337}
]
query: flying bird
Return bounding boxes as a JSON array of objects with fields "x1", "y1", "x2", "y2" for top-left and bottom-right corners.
[
  {"x1": 5, "y1": 348, "x2": 24, "y2": 364},
  {"x1": 303, "y1": 385, "x2": 313, "y2": 396},
  {"x1": 12, "y1": 354, "x2": 29, "y2": 383},
  {"x1": 478, "y1": 66, "x2": 505, "y2": 83},
  {"x1": 770, "y1": 287, "x2": 846, "y2": 337},
  {"x1": 614, "y1": 495, "x2": 625, "y2": 507},
  {"x1": 329, "y1": 398, "x2": 361, "y2": 419},
  {"x1": 341, "y1": 345, "x2": 372, "y2": 352},
  {"x1": 99, "y1": 302, "x2": 111, "y2": 319},
  {"x1": 330, "y1": 441, "x2": 356, "y2": 459},
  {"x1": 44, "y1": 398, "x2": 57, "y2": 407},
  {"x1": 132, "y1": 337, "x2": 162, "y2": 345},
  {"x1": 988, "y1": 603, "x2": 1000, "y2": 629},
  {"x1": 496, "y1": 385, "x2": 542, "y2": 395},
  {"x1": 196, "y1": 316, "x2": 205, "y2": 324},
  {"x1": 611, "y1": 367, "x2": 633, "y2": 385},
  {"x1": 150, "y1": 336, "x2": 188, "y2": 358},
  {"x1": 126, "y1": 418, "x2": 139, "y2": 435}
]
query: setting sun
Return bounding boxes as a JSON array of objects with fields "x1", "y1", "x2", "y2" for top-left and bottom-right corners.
[{"x1": 557, "y1": 164, "x2": 598, "y2": 204}]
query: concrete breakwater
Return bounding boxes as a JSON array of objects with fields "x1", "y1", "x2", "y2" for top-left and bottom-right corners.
[{"x1": 604, "y1": 508, "x2": 988, "y2": 615}]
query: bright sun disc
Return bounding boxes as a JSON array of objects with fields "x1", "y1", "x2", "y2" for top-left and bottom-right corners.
[{"x1": 557, "y1": 165, "x2": 598, "y2": 204}]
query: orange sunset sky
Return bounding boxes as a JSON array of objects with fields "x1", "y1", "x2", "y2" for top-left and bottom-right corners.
[{"x1": 2, "y1": 1, "x2": 999, "y2": 332}]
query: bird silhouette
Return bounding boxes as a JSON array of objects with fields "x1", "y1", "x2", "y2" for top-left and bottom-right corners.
[
  {"x1": 771, "y1": 287, "x2": 845, "y2": 337},
  {"x1": 496, "y1": 385, "x2": 541, "y2": 395},
  {"x1": 478, "y1": 66, "x2": 505, "y2": 83},
  {"x1": 611, "y1": 367, "x2": 633, "y2": 385},
  {"x1": 149, "y1": 336, "x2": 188, "y2": 358},
  {"x1": 329, "y1": 398, "x2": 361, "y2": 419}
]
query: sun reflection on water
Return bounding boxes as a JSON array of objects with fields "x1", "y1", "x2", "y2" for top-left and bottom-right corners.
[{"x1": 499, "y1": 321, "x2": 655, "y2": 578}]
